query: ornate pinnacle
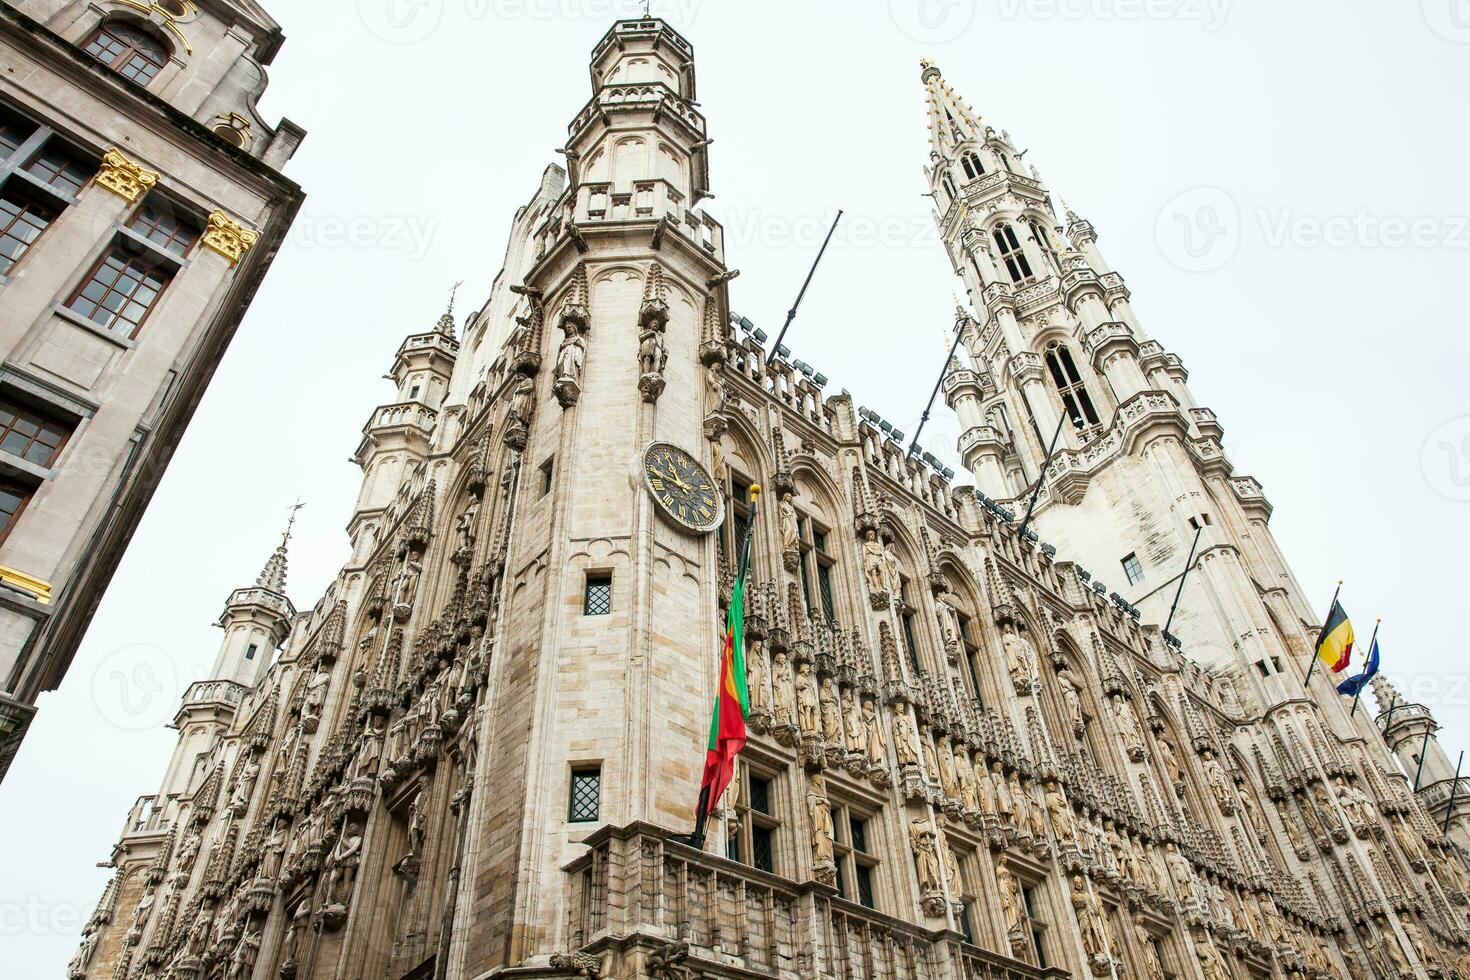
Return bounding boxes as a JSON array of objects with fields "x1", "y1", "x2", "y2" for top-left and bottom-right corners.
[{"x1": 256, "y1": 501, "x2": 302, "y2": 594}]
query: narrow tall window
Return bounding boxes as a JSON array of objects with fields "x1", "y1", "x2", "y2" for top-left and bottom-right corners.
[
  {"x1": 797, "y1": 513, "x2": 837, "y2": 622},
  {"x1": 67, "y1": 250, "x2": 172, "y2": 338},
  {"x1": 540, "y1": 456, "x2": 554, "y2": 497},
  {"x1": 1028, "y1": 218, "x2": 1056, "y2": 269},
  {"x1": 1022, "y1": 885, "x2": 1048, "y2": 967},
  {"x1": 568, "y1": 767, "x2": 601, "y2": 822},
  {"x1": 244, "y1": 643, "x2": 258, "y2": 661},
  {"x1": 583, "y1": 574, "x2": 612, "y2": 616},
  {"x1": 899, "y1": 578, "x2": 921, "y2": 676},
  {"x1": 0, "y1": 397, "x2": 73, "y2": 467},
  {"x1": 0, "y1": 477, "x2": 33, "y2": 545},
  {"x1": 728, "y1": 766, "x2": 780, "y2": 874},
  {"x1": 957, "y1": 611, "x2": 984, "y2": 708},
  {"x1": 960, "y1": 151, "x2": 984, "y2": 181},
  {"x1": 830, "y1": 801, "x2": 879, "y2": 910},
  {"x1": 1044, "y1": 343, "x2": 1100, "y2": 428},
  {"x1": 1121, "y1": 553, "x2": 1144, "y2": 585},
  {"x1": 941, "y1": 173, "x2": 957, "y2": 202},
  {"x1": 0, "y1": 189, "x2": 56, "y2": 275},
  {"x1": 84, "y1": 22, "x2": 169, "y2": 85},
  {"x1": 992, "y1": 224, "x2": 1033, "y2": 284}
]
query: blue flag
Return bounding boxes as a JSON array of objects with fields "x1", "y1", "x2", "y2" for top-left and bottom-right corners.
[{"x1": 1337, "y1": 636, "x2": 1380, "y2": 696}]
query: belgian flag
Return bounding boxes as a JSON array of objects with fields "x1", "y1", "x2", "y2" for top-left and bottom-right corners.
[
  {"x1": 682, "y1": 485, "x2": 760, "y2": 848},
  {"x1": 1315, "y1": 599, "x2": 1355, "y2": 673}
]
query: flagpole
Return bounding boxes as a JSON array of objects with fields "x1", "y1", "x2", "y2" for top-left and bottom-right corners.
[
  {"x1": 1444, "y1": 751, "x2": 1464, "y2": 833},
  {"x1": 684, "y1": 484, "x2": 762, "y2": 850},
  {"x1": 1349, "y1": 619, "x2": 1380, "y2": 717},
  {"x1": 1413, "y1": 726, "x2": 1433, "y2": 792},
  {"x1": 1302, "y1": 580, "x2": 1343, "y2": 687},
  {"x1": 1162, "y1": 525, "x2": 1204, "y2": 640},
  {"x1": 1017, "y1": 412, "x2": 1069, "y2": 542}
]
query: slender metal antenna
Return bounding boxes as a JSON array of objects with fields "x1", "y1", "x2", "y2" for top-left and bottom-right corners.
[{"x1": 282, "y1": 500, "x2": 305, "y2": 548}]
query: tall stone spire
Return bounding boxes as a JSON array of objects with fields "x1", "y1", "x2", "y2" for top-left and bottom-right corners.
[{"x1": 920, "y1": 58, "x2": 984, "y2": 161}]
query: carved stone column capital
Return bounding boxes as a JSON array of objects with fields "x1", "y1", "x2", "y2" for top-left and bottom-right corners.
[
  {"x1": 95, "y1": 148, "x2": 160, "y2": 204},
  {"x1": 202, "y1": 210, "x2": 260, "y2": 265}
]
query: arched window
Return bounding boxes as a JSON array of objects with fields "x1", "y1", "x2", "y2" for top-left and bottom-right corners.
[
  {"x1": 992, "y1": 224, "x2": 1033, "y2": 284},
  {"x1": 84, "y1": 21, "x2": 169, "y2": 85},
  {"x1": 941, "y1": 173, "x2": 958, "y2": 204},
  {"x1": 1027, "y1": 219, "x2": 1056, "y2": 268},
  {"x1": 1044, "y1": 343, "x2": 1100, "y2": 428},
  {"x1": 960, "y1": 151, "x2": 984, "y2": 181}
]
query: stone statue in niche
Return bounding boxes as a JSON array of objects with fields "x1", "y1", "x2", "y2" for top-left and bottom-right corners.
[
  {"x1": 795, "y1": 662, "x2": 819, "y2": 736},
  {"x1": 996, "y1": 859, "x2": 1026, "y2": 946},
  {"x1": 745, "y1": 640, "x2": 769, "y2": 713},
  {"x1": 842, "y1": 689, "x2": 863, "y2": 752},
  {"x1": 226, "y1": 919, "x2": 261, "y2": 980},
  {"x1": 353, "y1": 716, "x2": 385, "y2": 781},
  {"x1": 1056, "y1": 671, "x2": 1086, "y2": 737},
  {"x1": 1156, "y1": 734, "x2": 1183, "y2": 788},
  {"x1": 323, "y1": 820, "x2": 364, "y2": 911},
  {"x1": 1111, "y1": 696, "x2": 1144, "y2": 760},
  {"x1": 1071, "y1": 875, "x2": 1110, "y2": 966},
  {"x1": 455, "y1": 498, "x2": 479, "y2": 555},
  {"x1": 229, "y1": 756, "x2": 260, "y2": 813},
  {"x1": 935, "y1": 734, "x2": 960, "y2": 800},
  {"x1": 553, "y1": 322, "x2": 586, "y2": 408},
  {"x1": 807, "y1": 774, "x2": 834, "y2": 867},
  {"x1": 175, "y1": 830, "x2": 201, "y2": 875},
  {"x1": 954, "y1": 745, "x2": 979, "y2": 811},
  {"x1": 910, "y1": 817, "x2": 941, "y2": 897},
  {"x1": 301, "y1": 667, "x2": 331, "y2": 733},
  {"x1": 883, "y1": 542, "x2": 903, "y2": 599},
  {"x1": 262, "y1": 819, "x2": 288, "y2": 878},
  {"x1": 68, "y1": 929, "x2": 98, "y2": 978},
  {"x1": 819, "y1": 677, "x2": 842, "y2": 743},
  {"x1": 1203, "y1": 752, "x2": 1233, "y2": 813},
  {"x1": 1135, "y1": 915, "x2": 1165, "y2": 980},
  {"x1": 862, "y1": 698, "x2": 884, "y2": 764},
  {"x1": 1045, "y1": 781, "x2": 1076, "y2": 844},
  {"x1": 394, "y1": 555, "x2": 422, "y2": 620},
  {"x1": 1000, "y1": 621, "x2": 1034, "y2": 693},
  {"x1": 778, "y1": 493, "x2": 799, "y2": 563},
  {"x1": 860, "y1": 529, "x2": 890, "y2": 603},
  {"x1": 935, "y1": 814, "x2": 962, "y2": 890},
  {"x1": 919, "y1": 725, "x2": 940, "y2": 782},
  {"x1": 278, "y1": 900, "x2": 309, "y2": 980},
  {"x1": 891, "y1": 702, "x2": 919, "y2": 767},
  {"x1": 704, "y1": 360, "x2": 727, "y2": 417},
  {"x1": 770, "y1": 652, "x2": 794, "y2": 725},
  {"x1": 637, "y1": 325, "x2": 668, "y2": 402}
]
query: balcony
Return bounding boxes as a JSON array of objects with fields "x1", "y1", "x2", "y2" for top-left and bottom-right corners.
[{"x1": 565, "y1": 822, "x2": 1066, "y2": 979}]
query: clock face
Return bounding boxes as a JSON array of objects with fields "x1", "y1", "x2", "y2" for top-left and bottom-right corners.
[{"x1": 642, "y1": 442, "x2": 722, "y2": 533}]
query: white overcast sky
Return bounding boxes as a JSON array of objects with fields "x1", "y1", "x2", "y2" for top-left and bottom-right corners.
[{"x1": 5, "y1": 0, "x2": 1470, "y2": 971}]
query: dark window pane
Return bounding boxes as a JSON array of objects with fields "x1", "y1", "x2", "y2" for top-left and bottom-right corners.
[
  {"x1": 726, "y1": 832, "x2": 740, "y2": 864},
  {"x1": 0, "y1": 477, "x2": 30, "y2": 537},
  {"x1": 748, "y1": 776, "x2": 770, "y2": 815},
  {"x1": 752, "y1": 826, "x2": 773, "y2": 873},
  {"x1": 129, "y1": 202, "x2": 200, "y2": 256},
  {"x1": 584, "y1": 575, "x2": 611, "y2": 615},
  {"x1": 817, "y1": 563, "x2": 835, "y2": 621},
  {"x1": 0, "y1": 116, "x2": 34, "y2": 160},
  {"x1": 850, "y1": 818, "x2": 867, "y2": 854},
  {"x1": 569, "y1": 768, "x2": 600, "y2": 822},
  {"x1": 0, "y1": 397, "x2": 71, "y2": 468},
  {"x1": 26, "y1": 145, "x2": 91, "y2": 197},
  {"x1": 0, "y1": 192, "x2": 55, "y2": 276},
  {"x1": 856, "y1": 865, "x2": 875, "y2": 909}
]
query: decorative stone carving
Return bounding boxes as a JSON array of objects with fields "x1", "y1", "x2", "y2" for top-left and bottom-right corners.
[
  {"x1": 1001, "y1": 621, "x2": 1034, "y2": 694},
  {"x1": 637, "y1": 325, "x2": 668, "y2": 403},
  {"x1": 770, "y1": 651, "x2": 794, "y2": 727},
  {"x1": 320, "y1": 820, "x2": 363, "y2": 928},
  {"x1": 779, "y1": 493, "x2": 799, "y2": 571},
  {"x1": 818, "y1": 677, "x2": 841, "y2": 744},
  {"x1": 807, "y1": 774, "x2": 835, "y2": 878},
  {"x1": 300, "y1": 669, "x2": 330, "y2": 733},
  {"x1": 202, "y1": 210, "x2": 260, "y2": 265},
  {"x1": 229, "y1": 757, "x2": 260, "y2": 814},
  {"x1": 996, "y1": 859, "x2": 1027, "y2": 951},
  {"x1": 795, "y1": 662, "x2": 819, "y2": 736},
  {"x1": 504, "y1": 376, "x2": 535, "y2": 450},
  {"x1": 1203, "y1": 751, "x2": 1233, "y2": 814},
  {"x1": 1071, "y1": 875, "x2": 1111, "y2": 975},
  {"x1": 860, "y1": 529, "x2": 891, "y2": 608},
  {"x1": 1057, "y1": 670, "x2": 1086, "y2": 738},
  {"x1": 553, "y1": 322, "x2": 587, "y2": 408},
  {"x1": 910, "y1": 817, "x2": 943, "y2": 913},
  {"x1": 891, "y1": 702, "x2": 919, "y2": 768},
  {"x1": 95, "y1": 147, "x2": 159, "y2": 203},
  {"x1": 862, "y1": 698, "x2": 884, "y2": 764},
  {"x1": 1111, "y1": 695, "x2": 1144, "y2": 761}
]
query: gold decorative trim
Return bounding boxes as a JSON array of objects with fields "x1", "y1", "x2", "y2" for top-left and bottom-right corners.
[
  {"x1": 201, "y1": 210, "x2": 259, "y2": 265},
  {"x1": 94, "y1": 147, "x2": 160, "y2": 203},
  {"x1": 0, "y1": 565, "x2": 52, "y2": 604}
]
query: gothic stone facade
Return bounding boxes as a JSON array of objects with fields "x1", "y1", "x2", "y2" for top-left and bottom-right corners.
[
  {"x1": 0, "y1": 0, "x2": 305, "y2": 780},
  {"x1": 74, "y1": 17, "x2": 1469, "y2": 980}
]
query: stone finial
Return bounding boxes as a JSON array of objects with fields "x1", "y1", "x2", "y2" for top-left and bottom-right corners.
[
  {"x1": 558, "y1": 265, "x2": 590, "y2": 333},
  {"x1": 95, "y1": 148, "x2": 160, "y2": 203},
  {"x1": 640, "y1": 261, "x2": 669, "y2": 328},
  {"x1": 201, "y1": 209, "x2": 260, "y2": 265}
]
